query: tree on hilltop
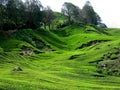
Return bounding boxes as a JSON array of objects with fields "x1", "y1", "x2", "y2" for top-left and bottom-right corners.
[{"x1": 82, "y1": 1, "x2": 101, "y2": 25}]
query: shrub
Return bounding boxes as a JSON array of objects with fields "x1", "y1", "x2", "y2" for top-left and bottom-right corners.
[{"x1": 3, "y1": 20, "x2": 16, "y2": 31}]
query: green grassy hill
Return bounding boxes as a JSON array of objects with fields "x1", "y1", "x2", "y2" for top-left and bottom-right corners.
[{"x1": 0, "y1": 25, "x2": 120, "y2": 90}]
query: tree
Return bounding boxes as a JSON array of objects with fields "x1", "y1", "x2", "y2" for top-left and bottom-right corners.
[
  {"x1": 61, "y1": 2, "x2": 75, "y2": 24},
  {"x1": 0, "y1": 3, "x2": 3, "y2": 30},
  {"x1": 4, "y1": 0, "x2": 26, "y2": 30},
  {"x1": 42, "y1": 6, "x2": 56, "y2": 30},
  {"x1": 0, "y1": 0, "x2": 44, "y2": 30},
  {"x1": 0, "y1": 0, "x2": 7, "y2": 30},
  {"x1": 82, "y1": 1, "x2": 101, "y2": 25},
  {"x1": 61, "y1": 2, "x2": 83, "y2": 24},
  {"x1": 72, "y1": 6, "x2": 84, "y2": 22},
  {"x1": 25, "y1": 0, "x2": 43, "y2": 29},
  {"x1": 14, "y1": 0, "x2": 26, "y2": 29}
]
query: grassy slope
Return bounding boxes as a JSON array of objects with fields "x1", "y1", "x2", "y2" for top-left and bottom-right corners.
[{"x1": 0, "y1": 27, "x2": 120, "y2": 90}]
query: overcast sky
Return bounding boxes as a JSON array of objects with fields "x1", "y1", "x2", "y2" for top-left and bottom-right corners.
[{"x1": 40, "y1": 0, "x2": 120, "y2": 28}]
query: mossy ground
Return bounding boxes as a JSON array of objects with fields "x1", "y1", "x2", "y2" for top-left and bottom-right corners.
[{"x1": 0, "y1": 26, "x2": 120, "y2": 90}]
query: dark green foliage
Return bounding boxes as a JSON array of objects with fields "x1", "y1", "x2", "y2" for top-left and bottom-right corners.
[
  {"x1": 82, "y1": 1, "x2": 101, "y2": 25},
  {"x1": 61, "y1": 2, "x2": 84, "y2": 24},
  {"x1": 14, "y1": 29, "x2": 34, "y2": 42},
  {"x1": 25, "y1": 0, "x2": 43, "y2": 29},
  {"x1": 61, "y1": 1, "x2": 106, "y2": 27},
  {"x1": 61, "y1": 2, "x2": 74, "y2": 23},
  {"x1": 0, "y1": 0, "x2": 6, "y2": 30},
  {"x1": 6, "y1": 0, "x2": 26, "y2": 30},
  {"x1": 42, "y1": 6, "x2": 56, "y2": 30},
  {"x1": 0, "y1": 0, "x2": 43, "y2": 31},
  {"x1": 0, "y1": 0, "x2": 105, "y2": 34},
  {"x1": 3, "y1": 20, "x2": 16, "y2": 30}
]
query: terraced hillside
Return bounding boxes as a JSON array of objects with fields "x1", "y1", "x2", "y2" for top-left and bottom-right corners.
[{"x1": 0, "y1": 25, "x2": 120, "y2": 90}]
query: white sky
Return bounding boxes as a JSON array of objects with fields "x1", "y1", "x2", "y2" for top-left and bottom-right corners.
[{"x1": 40, "y1": 0, "x2": 120, "y2": 28}]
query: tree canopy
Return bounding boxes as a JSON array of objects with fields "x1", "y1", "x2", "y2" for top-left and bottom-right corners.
[
  {"x1": 0, "y1": 0, "x2": 105, "y2": 32},
  {"x1": 0, "y1": 0, "x2": 56, "y2": 31},
  {"x1": 61, "y1": 1, "x2": 103, "y2": 26},
  {"x1": 82, "y1": 1, "x2": 100, "y2": 25}
]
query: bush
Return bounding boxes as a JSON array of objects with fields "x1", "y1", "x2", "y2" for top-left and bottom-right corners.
[
  {"x1": 14, "y1": 29, "x2": 34, "y2": 44},
  {"x1": 3, "y1": 20, "x2": 16, "y2": 31}
]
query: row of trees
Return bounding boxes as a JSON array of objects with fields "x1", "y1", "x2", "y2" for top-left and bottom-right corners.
[
  {"x1": 61, "y1": 1, "x2": 105, "y2": 26},
  {"x1": 0, "y1": 0, "x2": 56, "y2": 31},
  {"x1": 0, "y1": 0, "x2": 106, "y2": 31}
]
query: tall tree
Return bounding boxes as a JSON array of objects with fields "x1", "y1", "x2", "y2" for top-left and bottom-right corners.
[
  {"x1": 5, "y1": 0, "x2": 26, "y2": 30},
  {"x1": 61, "y1": 2, "x2": 83, "y2": 24},
  {"x1": 42, "y1": 6, "x2": 56, "y2": 30},
  {"x1": 25, "y1": 0, "x2": 43, "y2": 29},
  {"x1": 82, "y1": 1, "x2": 101, "y2": 25},
  {"x1": 0, "y1": 0, "x2": 7, "y2": 30},
  {"x1": 72, "y1": 6, "x2": 84, "y2": 22},
  {"x1": 61, "y1": 2, "x2": 75, "y2": 24},
  {"x1": 14, "y1": 0, "x2": 26, "y2": 29},
  {"x1": 0, "y1": 3, "x2": 3, "y2": 30}
]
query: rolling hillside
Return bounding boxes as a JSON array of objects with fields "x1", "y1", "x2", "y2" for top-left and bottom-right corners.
[{"x1": 0, "y1": 25, "x2": 120, "y2": 90}]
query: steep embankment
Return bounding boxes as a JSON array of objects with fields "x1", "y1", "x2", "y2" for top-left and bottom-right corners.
[{"x1": 0, "y1": 26, "x2": 120, "y2": 90}]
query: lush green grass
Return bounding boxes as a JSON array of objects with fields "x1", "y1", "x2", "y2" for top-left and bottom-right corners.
[
  {"x1": 1, "y1": 26, "x2": 120, "y2": 90},
  {"x1": 105, "y1": 28, "x2": 120, "y2": 36}
]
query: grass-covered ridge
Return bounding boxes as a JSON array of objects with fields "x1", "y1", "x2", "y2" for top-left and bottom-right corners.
[{"x1": 0, "y1": 25, "x2": 120, "y2": 90}]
